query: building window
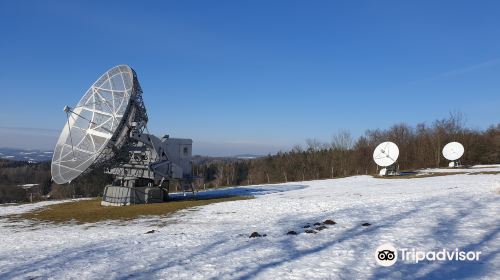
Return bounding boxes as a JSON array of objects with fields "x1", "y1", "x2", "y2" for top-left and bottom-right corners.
[{"x1": 183, "y1": 147, "x2": 189, "y2": 156}]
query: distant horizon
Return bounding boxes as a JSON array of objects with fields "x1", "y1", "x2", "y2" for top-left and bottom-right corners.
[
  {"x1": 0, "y1": 146, "x2": 266, "y2": 158},
  {"x1": 0, "y1": 117, "x2": 498, "y2": 157}
]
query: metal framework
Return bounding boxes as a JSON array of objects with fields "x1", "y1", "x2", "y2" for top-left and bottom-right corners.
[
  {"x1": 51, "y1": 65, "x2": 144, "y2": 184},
  {"x1": 51, "y1": 65, "x2": 194, "y2": 206}
]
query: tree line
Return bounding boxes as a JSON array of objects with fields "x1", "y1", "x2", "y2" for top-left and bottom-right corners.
[
  {"x1": 0, "y1": 159, "x2": 110, "y2": 203},
  {"x1": 196, "y1": 113, "x2": 499, "y2": 187},
  {"x1": 0, "y1": 113, "x2": 498, "y2": 202}
]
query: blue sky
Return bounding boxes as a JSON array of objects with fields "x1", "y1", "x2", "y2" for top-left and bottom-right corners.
[{"x1": 0, "y1": 1, "x2": 499, "y2": 156}]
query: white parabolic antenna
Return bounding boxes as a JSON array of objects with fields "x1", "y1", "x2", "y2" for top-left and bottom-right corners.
[
  {"x1": 442, "y1": 142, "x2": 464, "y2": 161},
  {"x1": 373, "y1": 142, "x2": 399, "y2": 167},
  {"x1": 50, "y1": 64, "x2": 194, "y2": 206},
  {"x1": 51, "y1": 65, "x2": 142, "y2": 184}
]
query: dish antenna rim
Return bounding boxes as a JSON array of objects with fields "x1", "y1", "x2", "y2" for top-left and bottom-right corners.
[
  {"x1": 51, "y1": 64, "x2": 146, "y2": 185},
  {"x1": 373, "y1": 141, "x2": 400, "y2": 167},
  {"x1": 442, "y1": 141, "x2": 464, "y2": 161}
]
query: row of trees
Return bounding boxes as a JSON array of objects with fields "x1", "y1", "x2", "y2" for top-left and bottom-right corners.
[
  {"x1": 0, "y1": 159, "x2": 111, "y2": 202},
  {"x1": 0, "y1": 160, "x2": 52, "y2": 202},
  {"x1": 196, "y1": 114, "x2": 499, "y2": 187},
  {"x1": 0, "y1": 160, "x2": 52, "y2": 193},
  {"x1": 1, "y1": 113, "x2": 498, "y2": 202}
]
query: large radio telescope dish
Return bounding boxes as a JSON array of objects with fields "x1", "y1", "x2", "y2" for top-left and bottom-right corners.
[
  {"x1": 373, "y1": 142, "x2": 399, "y2": 167},
  {"x1": 51, "y1": 65, "x2": 145, "y2": 184},
  {"x1": 442, "y1": 142, "x2": 464, "y2": 161}
]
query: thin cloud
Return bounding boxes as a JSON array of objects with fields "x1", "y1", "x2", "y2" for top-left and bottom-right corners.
[
  {"x1": 407, "y1": 57, "x2": 500, "y2": 86},
  {"x1": 437, "y1": 57, "x2": 500, "y2": 79}
]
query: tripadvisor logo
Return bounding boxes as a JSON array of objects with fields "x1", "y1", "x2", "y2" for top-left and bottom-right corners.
[
  {"x1": 375, "y1": 243, "x2": 398, "y2": 266},
  {"x1": 375, "y1": 243, "x2": 482, "y2": 266}
]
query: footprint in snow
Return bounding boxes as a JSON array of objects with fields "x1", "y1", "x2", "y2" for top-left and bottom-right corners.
[{"x1": 315, "y1": 225, "x2": 327, "y2": 231}]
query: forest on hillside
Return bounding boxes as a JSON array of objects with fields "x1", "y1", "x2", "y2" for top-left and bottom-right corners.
[
  {"x1": 196, "y1": 113, "x2": 500, "y2": 187},
  {"x1": 0, "y1": 159, "x2": 110, "y2": 203},
  {"x1": 0, "y1": 113, "x2": 499, "y2": 202}
]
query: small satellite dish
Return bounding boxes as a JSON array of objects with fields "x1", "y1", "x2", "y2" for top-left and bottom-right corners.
[
  {"x1": 373, "y1": 142, "x2": 399, "y2": 167},
  {"x1": 373, "y1": 142, "x2": 399, "y2": 176},
  {"x1": 442, "y1": 142, "x2": 464, "y2": 167}
]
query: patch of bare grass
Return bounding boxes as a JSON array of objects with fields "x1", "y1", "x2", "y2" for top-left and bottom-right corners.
[
  {"x1": 11, "y1": 196, "x2": 252, "y2": 224},
  {"x1": 467, "y1": 171, "x2": 500, "y2": 175},
  {"x1": 373, "y1": 172, "x2": 467, "y2": 179}
]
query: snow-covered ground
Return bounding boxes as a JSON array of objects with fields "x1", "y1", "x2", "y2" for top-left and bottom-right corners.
[
  {"x1": 1, "y1": 167, "x2": 499, "y2": 279},
  {"x1": 0, "y1": 198, "x2": 90, "y2": 216}
]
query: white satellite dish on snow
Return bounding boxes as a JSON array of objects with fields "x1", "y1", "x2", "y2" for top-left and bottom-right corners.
[
  {"x1": 373, "y1": 141, "x2": 400, "y2": 176},
  {"x1": 51, "y1": 65, "x2": 195, "y2": 206},
  {"x1": 442, "y1": 142, "x2": 464, "y2": 167}
]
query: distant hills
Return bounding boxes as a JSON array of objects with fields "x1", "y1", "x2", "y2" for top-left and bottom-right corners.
[
  {"x1": 191, "y1": 154, "x2": 264, "y2": 165},
  {"x1": 0, "y1": 148, "x2": 53, "y2": 163},
  {"x1": 0, "y1": 148, "x2": 263, "y2": 163},
  {"x1": 233, "y1": 154, "x2": 264, "y2": 159}
]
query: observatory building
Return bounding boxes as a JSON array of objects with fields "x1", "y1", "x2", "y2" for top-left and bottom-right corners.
[{"x1": 51, "y1": 65, "x2": 194, "y2": 206}]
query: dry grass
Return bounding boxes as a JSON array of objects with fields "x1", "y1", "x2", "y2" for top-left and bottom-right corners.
[
  {"x1": 374, "y1": 170, "x2": 500, "y2": 179},
  {"x1": 12, "y1": 196, "x2": 252, "y2": 224},
  {"x1": 471, "y1": 165, "x2": 500, "y2": 169},
  {"x1": 467, "y1": 171, "x2": 500, "y2": 175},
  {"x1": 373, "y1": 172, "x2": 467, "y2": 179}
]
